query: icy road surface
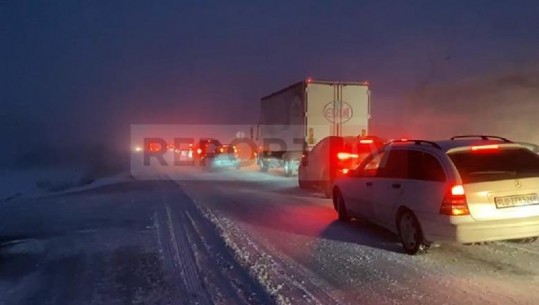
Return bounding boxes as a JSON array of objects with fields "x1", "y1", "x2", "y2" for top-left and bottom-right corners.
[
  {"x1": 2, "y1": 165, "x2": 539, "y2": 305},
  {"x1": 166, "y1": 165, "x2": 539, "y2": 305},
  {"x1": 0, "y1": 179, "x2": 273, "y2": 305}
]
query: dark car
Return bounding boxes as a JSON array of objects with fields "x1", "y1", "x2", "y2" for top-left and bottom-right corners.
[
  {"x1": 192, "y1": 139, "x2": 240, "y2": 170},
  {"x1": 298, "y1": 135, "x2": 386, "y2": 198}
]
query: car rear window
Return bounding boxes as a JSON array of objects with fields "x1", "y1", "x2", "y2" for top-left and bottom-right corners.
[
  {"x1": 448, "y1": 147, "x2": 539, "y2": 183},
  {"x1": 343, "y1": 138, "x2": 384, "y2": 159}
]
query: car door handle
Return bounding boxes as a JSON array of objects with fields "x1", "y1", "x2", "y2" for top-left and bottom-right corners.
[
  {"x1": 392, "y1": 183, "x2": 401, "y2": 189},
  {"x1": 366, "y1": 182, "x2": 373, "y2": 187}
]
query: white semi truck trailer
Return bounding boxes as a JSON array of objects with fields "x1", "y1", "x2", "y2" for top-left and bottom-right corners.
[{"x1": 255, "y1": 79, "x2": 371, "y2": 176}]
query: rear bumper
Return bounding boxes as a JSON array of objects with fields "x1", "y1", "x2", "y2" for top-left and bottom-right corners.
[
  {"x1": 206, "y1": 157, "x2": 240, "y2": 169},
  {"x1": 423, "y1": 216, "x2": 539, "y2": 244}
]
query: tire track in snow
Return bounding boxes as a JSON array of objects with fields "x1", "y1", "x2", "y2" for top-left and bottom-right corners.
[
  {"x1": 154, "y1": 198, "x2": 213, "y2": 304},
  {"x1": 154, "y1": 180, "x2": 275, "y2": 305},
  {"x1": 174, "y1": 178, "x2": 345, "y2": 305}
]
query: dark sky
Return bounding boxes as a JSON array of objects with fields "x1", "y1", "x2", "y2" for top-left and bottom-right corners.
[{"x1": 2, "y1": 0, "x2": 539, "y2": 165}]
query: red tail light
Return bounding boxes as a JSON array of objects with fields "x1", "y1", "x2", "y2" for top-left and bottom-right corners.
[
  {"x1": 440, "y1": 185, "x2": 469, "y2": 216},
  {"x1": 359, "y1": 139, "x2": 373, "y2": 144},
  {"x1": 337, "y1": 152, "x2": 359, "y2": 160},
  {"x1": 148, "y1": 142, "x2": 162, "y2": 152},
  {"x1": 197, "y1": 148, "x2": 202, "y2": 155}
]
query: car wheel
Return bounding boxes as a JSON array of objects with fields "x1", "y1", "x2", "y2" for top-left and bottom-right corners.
[
  {"x1": 335, "y1": 190, "x2": 350, "y2": 222},
  {"x1": 397, "y1": 210, "x2": 428, "y2": 255},
  {"x1": 298, "y1": 176, "x2": 308, "y2": 189},
  {"x1": 260, "y1": 161, "x2": 268, "y2": 172},
  {"x1": 284, "y1": 160, "x2": 292, "y2": 177}
]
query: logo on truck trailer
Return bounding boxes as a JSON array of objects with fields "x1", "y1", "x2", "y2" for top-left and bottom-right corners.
[{"x1": 323, "y1": 101, "x2": 353, "y2": 123}]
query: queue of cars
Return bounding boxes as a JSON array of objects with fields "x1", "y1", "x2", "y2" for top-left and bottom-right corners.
[
  {"x1": 331, "y1": 135, "x2": 539, "y2": 254},
  {"x1": 191, "y1": 139, "x2": 241, "y2": 171},
  {"x1": 169, "y1": 133, "x2": 539, "y2": 256}
]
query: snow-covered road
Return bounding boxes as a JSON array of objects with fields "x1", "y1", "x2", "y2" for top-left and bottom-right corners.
[
  {"x1": 2, "y1": 165, "x2": 539, "y2": 305},
  {"x1": 0, "y1": 179, "x2": 273, "y2": 305},
  {"x1": 168, "y1": 166, "x2": 539, "y2": 305}
]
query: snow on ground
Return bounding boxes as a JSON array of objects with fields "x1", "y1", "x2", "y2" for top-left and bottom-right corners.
[
  {"x1": 0, "y1": 167, "x2": 130, "y2": 202},
  {"x1": 3, "y1": 160, "x2": 539, "y2": 304},
  {"x1": 166, "y1": 165, "x2": 539, "y2": 305},
  {"x1": 0, "y1": 178, "x2": 274, "y2": 305}
]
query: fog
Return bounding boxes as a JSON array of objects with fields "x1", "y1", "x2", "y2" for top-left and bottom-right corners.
[
  {"x1": 2, "y1": 1, "x2": 539, "y2": 172},
  {"x1": 385, "y1": 64, "x2": 539, "y2": 143}
]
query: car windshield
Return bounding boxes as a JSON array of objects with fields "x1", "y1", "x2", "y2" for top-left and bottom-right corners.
[{"x1": 448, "y1": 147, "x2": 539, "y2": 183}]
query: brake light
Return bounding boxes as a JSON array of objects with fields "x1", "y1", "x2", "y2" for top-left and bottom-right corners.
[
  {"x1": 341, "y1": 168, "x2": 350, "y2": 174},
  {"x1": 359, "y1": 139, "x2": 373, "y2": 144},
  {"x1": 451, "y1": 185, "x2": 465, "y2": 196},
  {"x1": 471, "y1": 144, "x2": 499, "y2": 151},
  {"x1": 148, "y1": 142, "x2": 162, "y2": 152},
  {"x1": 440, "y1": 184, "x2": 469, "y2": 216},
  {"x1": 337, "y1": 152, "x2": 359, "y2": 160},
  {"x1": 197, "y1": 148, "x2": 202, "y2": 155}
]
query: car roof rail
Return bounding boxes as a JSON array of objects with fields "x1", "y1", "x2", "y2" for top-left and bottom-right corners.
[
  {"x1": 388, "y1": 139, "x2": 441, "y2": 149},
  {"x1": 450, "y1": 135, "x2": 512, "y2": 143}
]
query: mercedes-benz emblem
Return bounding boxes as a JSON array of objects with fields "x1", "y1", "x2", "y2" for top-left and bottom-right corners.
[{"x1": 514, "y1": 180, "x2": 522, "y2": 188}]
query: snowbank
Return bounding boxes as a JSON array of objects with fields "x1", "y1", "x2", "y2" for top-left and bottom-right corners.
[{"x1": 0, "y1": 167, "x2": 130, "y2": 202}]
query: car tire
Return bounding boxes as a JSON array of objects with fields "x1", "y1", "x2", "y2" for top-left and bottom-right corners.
[
  {"x1": 298, "y1": 176, "x2": 307, "y2": 189},
  {"x1": 335, "y1": 190, "x2": 350, "y2": 222},
  {"x1": 397, "y1": 210, "x2": 429, "y2": 255},
  {"x1": 284, "y1": 160, "x2": 292, "y2": 177}
]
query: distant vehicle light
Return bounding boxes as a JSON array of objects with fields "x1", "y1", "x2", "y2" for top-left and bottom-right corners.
[
  {"x1": 148, "y1": 142, "x2": 162, "y2": 152},
  {"x1": 134, "y1": 146, "x2": 142, "y2": 152},
  {"x1": 337, "y1": 152, "x2": 359, "y2": 160},
  {"x1": 197, "y1": 148, "x2": 202, "y2": 155},
  {"x1": 471, "y1": 144, "x2": 499, "y2": 151}
]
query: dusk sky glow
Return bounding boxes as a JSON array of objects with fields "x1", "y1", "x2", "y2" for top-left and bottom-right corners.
[{"x1": 2, "y1": 0, "x2": 539, "y2": 166}]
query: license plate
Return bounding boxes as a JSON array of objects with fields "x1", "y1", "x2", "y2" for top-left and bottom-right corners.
[{"x1": 495, "y1": 193, "x2": 539, "y2": 209}]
